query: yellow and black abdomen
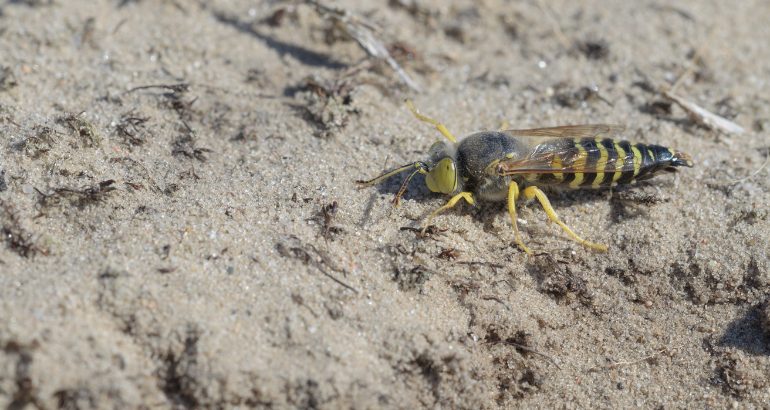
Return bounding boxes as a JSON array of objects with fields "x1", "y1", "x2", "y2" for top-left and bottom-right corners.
[{"x1": 536, "y1": 138, "x2": 694, "y2": 189}]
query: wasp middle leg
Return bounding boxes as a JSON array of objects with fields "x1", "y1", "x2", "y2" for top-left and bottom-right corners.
[
  {"x1": 521, "y1": 186, "x2": 608, "y2": 251},
  {"x1": 507, "y1": 182, "x2": 533, "y2": 255}
]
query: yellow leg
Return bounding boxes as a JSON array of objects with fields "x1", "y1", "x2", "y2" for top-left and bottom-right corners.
[
  {"x1": 422, "y1": 192, "x2": 473, "y2": 232},
  {"x1": 521, "y1": 186, "x2": 608, "y2": 251},
  {"x1": 508, "y1": 182, "x2": 532, "y2": 255},
  {"x1": 405, "y1": 100, "x2": 457, "y2": 143},
  {"x1": 499, "y1": 120, "x2": 510, "y2": 131}
]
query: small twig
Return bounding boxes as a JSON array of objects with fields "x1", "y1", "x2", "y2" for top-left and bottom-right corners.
[
  {"x1": 491, "y1": 280, "x2": 517, "y2": 294},
  {"x1": 306, "y1": 244, "x2": 348, "y2": 276},
  {"x1": 125, "y1": 83, "x2": 190, "y2": 94},
  {"x1": 437, "y1": 258, "x2": 462, "y2": 272},
  {"x1": 308, "y1": 0, "x2": 422, "y2": 92},
  {"x1": 126, "y1": 156, "x2": 163, "y2": 193},
  {"x1": 586, "y1": 344, "x2": 683, "y2": 372},
  {"x1": 667, "y1": 29, "x2": 716, "y2": 95},
  {"x1": 400, "y1": 225, "x2": 447, "y2": 238},
  {"x1": 495, "y1": 341, "x2": 562, "y2": 370},
  {"x1": 387, "y1": 243, "x2": 409, "y2": 255},
  {"x1": 612, "y1": 191, "x2": 669, "y2": 207},
  {"x1": 34, "y1": 180, "x2": 117, "y2": 202},
  {"x1": 661, "y1": 29, "x2": 745, "y2": 135},
  {"x1": 32, "y1": 187, "x2": 50, "y2": 199},
  {"x1": 112, "y1": 18, "x2": 129, "y2": 35},
  {"x1": 724, "y1": 147, "x2": 769, "y2": 184},
  {"x1": 535, "y1": 0, "x2": 571, "y2": 50},
  {"x1": 285, "y1": 244, "x2": 357, "y2": 293},
  {"x1": 438, "y1": 259, "x2": 504, "y2": 273},
  {"x1": 292, "y1": 293, "x2": 319, "y2": 318},
  {"x1": 481, "y1": 296, "x2": 512, "y2": 311},
  {"x1": 456, "y1": 261, "x2": 505, "y2": 269},
  {"x1": 663, "y1": 91, "x2": 746, "y2": 135}
]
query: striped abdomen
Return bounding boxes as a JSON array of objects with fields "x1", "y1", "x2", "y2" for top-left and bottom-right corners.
[{"x1": 536, "y1": 137, "x2": 694, "y2": 188}]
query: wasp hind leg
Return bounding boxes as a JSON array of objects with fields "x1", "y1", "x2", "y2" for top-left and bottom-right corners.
[
  {"x1": 405, "y1": 100, "x2": 457, "y2": 144},
  {"x1": 422, "y1": 192, "x2": 473, "y2": 234},
  {"x1": 521, "y1": 186, "x2": 608, "y2": 251}
]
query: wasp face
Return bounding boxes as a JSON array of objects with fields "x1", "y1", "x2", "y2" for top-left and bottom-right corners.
[
  {"x1": 424, "y1": 141, "x2": 458, "y2": 194},
  {"x1": 426, "y1": 157, "x2": 457, "y2": 194}
]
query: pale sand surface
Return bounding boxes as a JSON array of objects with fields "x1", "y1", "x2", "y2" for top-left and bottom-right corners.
[{"x1": 1, "y1": 0, "x2": 769, "y2": 408}]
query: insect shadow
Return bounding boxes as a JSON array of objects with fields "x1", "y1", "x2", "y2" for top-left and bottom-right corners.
[
  {"x1": 361, "y1": 169, "x2": 433, "y2": 207},
  {"x1": 717, "y1": 305, "x2": 770, "y2": 356},
  {"x1": 365, "y1": 173, "x2": 606, "y2": 241},
  {"x1": 212, "y1": 12, "x2": 346, "y2": 69}
]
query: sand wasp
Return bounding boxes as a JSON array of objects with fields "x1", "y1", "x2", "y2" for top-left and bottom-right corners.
[{"x1": 356, "y1": 101, "x2": 694, "y2": 254}]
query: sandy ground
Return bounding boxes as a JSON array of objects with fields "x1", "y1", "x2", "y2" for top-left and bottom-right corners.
[{"x1": 1, "y1": 0, "x2": 769, "y2": 408}]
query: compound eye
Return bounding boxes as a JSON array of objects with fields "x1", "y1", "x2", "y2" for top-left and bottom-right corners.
[
  {"x1": 425, "y1": 173, "x2": 439, "y2": 192},
  {"x1": 432, "y1": 158, "x2": 457, "y2": 193}
]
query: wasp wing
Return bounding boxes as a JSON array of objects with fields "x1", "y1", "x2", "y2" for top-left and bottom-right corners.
[
  {"x1": 495, "y1": 139, "x2": 640, "y2": 175},
  {"x1": 503, "y1": 124, "x2": 625, "y2": 139}
]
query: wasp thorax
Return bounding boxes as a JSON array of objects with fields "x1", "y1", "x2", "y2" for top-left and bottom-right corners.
[{"x1": 426, "y1": 158, "x2": 457, "y2": 193}]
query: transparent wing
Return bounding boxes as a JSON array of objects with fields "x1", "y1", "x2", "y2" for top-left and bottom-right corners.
[
  {"x1": 504, "y1": 124, "x2": 625, "y2": 139},
  {"x1": 495, "y1": 141, "x2": 640, "y2": 175}
]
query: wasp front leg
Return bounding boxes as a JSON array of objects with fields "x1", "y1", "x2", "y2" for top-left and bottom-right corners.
[
  {"x1": 422, "y1": 192, "x2": 473, "y2": 234},
  {"x1": 521, "y1": 186, "x2": 608, "y2": 251}
]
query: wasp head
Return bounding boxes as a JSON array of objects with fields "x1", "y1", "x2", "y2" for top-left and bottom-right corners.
[{"x1": 424, "y1": 141, "x2": 458, "y2": 194}]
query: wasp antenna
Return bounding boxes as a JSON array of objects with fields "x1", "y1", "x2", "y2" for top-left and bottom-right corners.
[
  {"x1": 393, "y1": 167, "x2": 427, "y2": 207},
  {"x1": 355, "y1": 163, "x2": 418, "y2": 186}
]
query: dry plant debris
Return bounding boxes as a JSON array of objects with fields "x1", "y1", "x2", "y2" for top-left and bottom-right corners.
[
  {"x1": 662, "y1": 32, "x2": 746, "y2": 135},
  {"x1": 308, "y1": 0, "x2": 422, "y2": 92}
]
